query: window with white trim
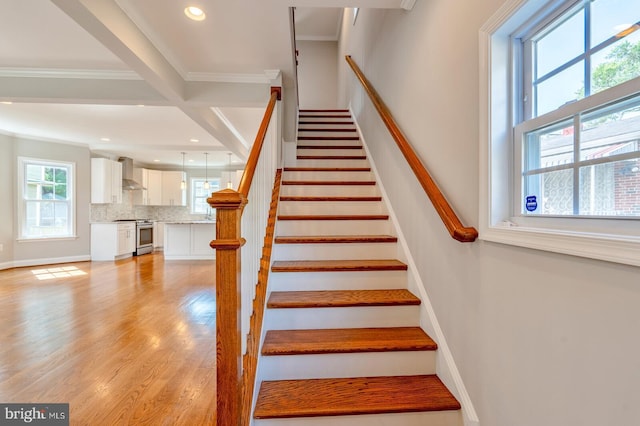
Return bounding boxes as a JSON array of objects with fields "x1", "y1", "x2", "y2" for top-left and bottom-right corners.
[
  {"x1": 191, "y1": 177, "x2": 220, "y2": 214},
  {"x1": 480, "y1": 0, "x2": 640, "y2": 266},
  {"x1": 516, "y1": 0, "x2": 640, "y2": 218},
  {"x1": 18, "y1": 157, "x2": 75, "y2": 239}
]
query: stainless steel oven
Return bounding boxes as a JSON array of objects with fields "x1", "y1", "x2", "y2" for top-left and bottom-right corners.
[{"x1": 135, "y1": 220, "x2": 154, "y2": 255}]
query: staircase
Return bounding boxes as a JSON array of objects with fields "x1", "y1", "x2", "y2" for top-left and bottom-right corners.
[{"x1": 253, "y1": 110, "x2": 462, "y2": 425}]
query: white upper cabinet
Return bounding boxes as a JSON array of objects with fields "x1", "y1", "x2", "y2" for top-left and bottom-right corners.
[
  {"x1": 133, "y1": 168, "x2": 185, "y2": 206},
  {"x1": 91, "y1": 158, "x2": 122, "y2": 204}
]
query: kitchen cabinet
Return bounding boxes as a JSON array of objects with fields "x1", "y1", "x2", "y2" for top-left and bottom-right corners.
[
  {"x1": 133, "y1": 168, "x2": 184, "y2": 206},
  {"x1": 153, "y1": 222, "x2": 165, "y2": 250},
  {"x1": 162, "y1": 171, "x2": 186, "y2": 206},
  {"x1": 91, "y1": 158, "x2": 122, "y2": 204},
  {"x1": 91, "y1": 222, "x2": 136, "y2": 261},
  {"x1": 164, "y1": 222, "x2": 215, "y2": 260}
]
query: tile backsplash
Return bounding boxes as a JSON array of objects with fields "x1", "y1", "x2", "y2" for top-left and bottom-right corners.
[{"x1": 90, "y1": 191, "x2": 212, "y2": 222}]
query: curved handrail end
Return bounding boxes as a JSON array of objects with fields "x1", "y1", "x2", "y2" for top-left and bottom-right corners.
[{"x1": 453, "y1": 227, "x2": 479, "y2": 243}]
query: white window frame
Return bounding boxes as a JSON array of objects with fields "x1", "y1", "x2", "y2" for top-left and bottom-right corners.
[
  {"x1": 17, "y1": 156, "x2": 76, "y2": 241},
  {"x1": 190, "y1": 177, "x2": 220, "y2": 215},
  {"x1": 479, "y1": 0, "x2": 640, "y2": 267}
]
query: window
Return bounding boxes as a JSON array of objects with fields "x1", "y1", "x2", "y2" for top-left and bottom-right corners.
[
  {"x1": 517, "y1": 0, "x2": 640, "y2": 218},
  {"x1": 480, "y1": 0, "x2": 640, "y2": 266},
  {"x1": 18, "y1": 157, "x2": 75, "y2": 239},
  {"x1": 191, "y1": 178, "x2": 220, "y2": 214}
]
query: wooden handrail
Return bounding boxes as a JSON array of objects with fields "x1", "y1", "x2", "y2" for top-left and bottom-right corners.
[
  {"x1": 345, "y1": 56, "x2": 478, "y2": 243},
  {"x1": 238, "y1": 87, "x2": 281, "y2": 197}
]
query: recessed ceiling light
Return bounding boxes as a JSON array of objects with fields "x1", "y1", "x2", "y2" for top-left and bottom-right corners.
[
  {"x1": 190, "y1": 138, "x2": 199, "y2": 143},
  {"x1": 1, "y1": 101, "x2": 12, "y2": 105},
  {"x1": 153, "y1": 159, "x2": 160, "y2": 162},
  {"x1": 188, "y1": 159, "x2": 194, "y2": 162},
  {"x1": 184, "y1": 6, "x2": 206, "y2": 21},
  {"x1": 100, "y1": 137, "x2": 111, "y2": 142},
  {"x1": 137, "y1": 104, "x2": 145, "y2": 107}
]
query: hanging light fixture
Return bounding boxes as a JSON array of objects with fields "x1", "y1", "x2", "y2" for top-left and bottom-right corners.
[
  {"x1": 180, "y1": 152, "x2": 187, "y2": 190},
  {"x1": 226, "y1": 153, "x2": 233, "y2": 189},
  {"x1": 203, "y1": 152, "x2": 210, "y2": 189}
]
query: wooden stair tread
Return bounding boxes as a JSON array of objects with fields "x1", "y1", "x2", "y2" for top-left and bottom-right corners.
[
  {"x1": 277, "y1": 214, "x2": 389, "y2": 221},
  {"x1": 281, "y1": 180, "x2": 376, "y2": 186},
  {"x1": 267, "y1": 289, "x2": 419, "y2": 308},
  {"x1": 298, "y1": 136, "x2": 360, "y2": 140},
  {"x1": 262, "y1": 327, "x2": 435, "y2": 356},
  {"x1": 297, "y1": 145, "x2": 363, "y2": 149},
  {"x1": 280, "y1": 196, "x2": 381, "y2": 202},
  {"x1": 299, "y1": 128, "x2": 357, "y2": 132},
  {"x1": 283, "y1": 167, "x2": 371, "y2": 172},
  {"x1": 299, "y1": 109, "x2": 350, "y2": 112},
  {"x1": 297, "y1": 155, "x2": 367, "y2": 160},
  {"x1": 274, "y1": 235, "x2": 396, "y2": 243},
  {"x1": 271, "y1": 259, "x2": 407, "y2": 272},
  {"x1": 299, "y1": 121, "x2": 354, "y2": 125},
  {"x1": 254, "y1": 374, "x2": 461, "y2": 418},
  {"x1": 298, "y1": 114, "x2": 352, "y2": 118}
]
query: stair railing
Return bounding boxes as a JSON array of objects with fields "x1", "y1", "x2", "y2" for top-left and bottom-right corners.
[
  {"x1": 208, "y1": 86, "x2": 281, "y2": 426},
  {"x1": 345, "y1": 56, "x2": 478, "y2": 242}
]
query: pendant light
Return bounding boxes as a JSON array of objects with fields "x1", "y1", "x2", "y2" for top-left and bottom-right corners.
[
  {"x1": 180, "y1": 152, "x2": 187, "y2": 190},
  {"x1": 226, "y1": 153, "x2": 233, "y2": 189},
  {"x1": 203, "y1": 152, "x2": 210, "y2": 189}
]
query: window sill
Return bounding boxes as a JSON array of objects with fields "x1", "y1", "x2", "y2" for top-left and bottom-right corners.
[
  {"x1": 479, "y1": 224, "x2": 640, "y2": 267},
  {"x1": 17, "y1": 236, "x2": 78, "y2": 243}
]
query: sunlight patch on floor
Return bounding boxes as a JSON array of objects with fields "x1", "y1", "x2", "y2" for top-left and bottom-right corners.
[{"x1": 31, "y1": 265, "x2": 87, "y2": 280}]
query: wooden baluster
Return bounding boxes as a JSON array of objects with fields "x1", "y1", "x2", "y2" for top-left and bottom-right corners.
[{"x1": 208, "y1": 189, "x2": 247, "y2": 426}]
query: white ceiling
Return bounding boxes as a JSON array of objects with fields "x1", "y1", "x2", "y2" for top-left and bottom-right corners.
[{"x1": 0, "y1": 0, "x2": 410, "y2": 168}]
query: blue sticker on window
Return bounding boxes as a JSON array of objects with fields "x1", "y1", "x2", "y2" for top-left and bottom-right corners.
[{"x1": 525, "y1": 196, "x2": 538, "y2": 212}]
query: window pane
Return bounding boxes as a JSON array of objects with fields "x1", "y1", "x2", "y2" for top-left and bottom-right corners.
[
  {"x1": 580, "y1": 96, "x2": 640, "y2": 161},
  {"x1": 536, "y1": 61, "x2": 584, "y2": 116},
  {"x1": 590, "y1": 31, "x2": 640, "y2": 94},
  {"x1": 26, "y1": 164, "x2": 42, "y2": 181},
  {"x1": 41, "y1": 184, "x2": 54, "y2": 199},
  {"x1": 591, "y1": 0, "x2": 640, "y2": 48},
  {"x1": 524, "y1": 169, "x2": 574, "y2": 215},
  {"x1": 524, "y1": 119, "x2": 574, "y2": 171},
  {"x1": 579, "y1": 160, "x2": 640, "y2": 216},
  {"x1": 54, "y1": 168, "x2": 67, "y2": 184},
  {"x1": 55, "y1": 183, "x2": 67, "y2": 199},
  {"x1": 535, "y1": 8, "x2": 584, "y2": 78}
]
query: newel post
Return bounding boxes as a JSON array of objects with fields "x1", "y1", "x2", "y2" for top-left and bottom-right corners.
[{"x1": 208, "y1": 188, "x2": 247, "y2": 426}]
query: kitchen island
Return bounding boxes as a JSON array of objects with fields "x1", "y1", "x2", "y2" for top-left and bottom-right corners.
[{"x1": 163, "y1": 221, "x2": 216, "y2": 260}]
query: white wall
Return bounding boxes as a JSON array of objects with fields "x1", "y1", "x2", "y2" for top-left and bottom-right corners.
[
  {"x1": 297, "y1": 40, "x2": 339, "y2": 109},
  {"x1": 338, "y1": 3, "x2": 640, "y2": 426},
  {"x1": 0, "y1": 134, "x2": 14, "y2": 266},
  {"x1": 9, "y1": 137, "x2": 92, "y2": 266}
]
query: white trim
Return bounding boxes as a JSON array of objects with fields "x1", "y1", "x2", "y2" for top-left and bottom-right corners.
[
  {"x1": 400, "y1": 0, "x2": 417, "y2": 11},
  {"x1": 8, "y1": 255, "x2": 91, "y2": 270},
  {"x1": 479, "y1": 0, "x2": 640, "y2": 268},
  {"x1": 186, "y1": 72, "x2": 274, "y2": 84},
  {"x1": 351, "y1": 107, "x2": 481, "y2": 426},
  {"x1": 0, "y1": 67, "x2": 141, "y2": 80}
]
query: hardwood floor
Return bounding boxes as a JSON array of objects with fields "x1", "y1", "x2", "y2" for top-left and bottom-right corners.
[{"x1": 0, "y1": 253, "x2": 217, "y2": 425}]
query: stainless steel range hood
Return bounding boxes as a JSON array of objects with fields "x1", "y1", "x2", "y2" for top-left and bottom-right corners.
[{"x1": 118, "y1": 157, "x2": 145, "y2": 190}]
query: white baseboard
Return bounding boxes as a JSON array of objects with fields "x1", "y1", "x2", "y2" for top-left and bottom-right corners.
[{"x1": 4, "y1": 255, "x2": 91, "y2": 270}]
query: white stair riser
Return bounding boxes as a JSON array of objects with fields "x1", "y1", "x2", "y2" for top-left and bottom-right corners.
[
  {"x1": 298, "y1": 123, "x2": 355, "y2": 129},
  {"x1": 280, "y1": 185, "x2": 379, "y2": 197},
  {"x1": 283, "y1": 171, "x2": 374, "y2": 181},
  {"x1": 268, "y1": 270, "x2": 408, "y2": 291},
  {"x1": 278, "y1": 200, "x2": 385, "y2": 215},
  {"x1": 298, "y1": 115, "x2": 351, "y2": 120},
  {"x1": 293, "y1": 140, "x2": 359, "y2": 147},
  {"x1": 297, "y1": 148, "x2": 365, "y2": 157},
  {"x1": 254, "y1": 409, "x2": 463, "y2": 426},
  {"x1": 259, "y1": 351, "x2": 435, "y2": 380},
  {"x1": 298, "y1": 131, "x2": 359, "y2": 138},
  {"x1": 276, "y1": 219, "x2": 391, "y2": 235},
  {"x1": 264, "y1": 305, "x2": 420, "y2": 330},
  {"x1": 272, "y1": 243, "x2": 398, "y2": 261},
  {"x1": 293, "y1": 159, "x2": 369, "y2": 168}
]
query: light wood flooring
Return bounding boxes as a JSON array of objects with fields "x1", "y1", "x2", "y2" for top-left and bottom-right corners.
[{"x1": 0, "y1": 252, "x2": 217, "y2": 425}]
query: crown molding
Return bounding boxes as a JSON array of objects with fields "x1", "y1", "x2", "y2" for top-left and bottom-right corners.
[{"x1": 0, "y1": 68, "x2": 141, "y2": 80}]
